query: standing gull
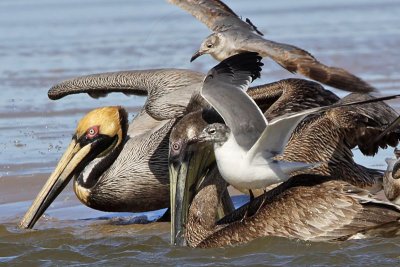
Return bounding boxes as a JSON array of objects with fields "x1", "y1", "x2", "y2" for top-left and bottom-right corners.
[
  {"x1": 197, "y1": 52, "x2": 399, "y2": 191},
  {"x1": 168, "y1": 0, "x2": 375, "y2": 93}
]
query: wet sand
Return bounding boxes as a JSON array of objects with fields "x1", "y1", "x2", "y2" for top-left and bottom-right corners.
[{"x1": 1, "y1": 0, "x2": 400, "y2": 265}]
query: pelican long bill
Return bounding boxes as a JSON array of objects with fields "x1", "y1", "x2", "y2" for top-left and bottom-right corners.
[
  {"x1": 19, "y1": 138, "x2": 93, "y2": 229},
  {"x1": 169, "y1": 140, "x2": 215, "y2": 246},
  {"x1": 19, "y1": 106, "x2": 124, "y2": 229}
]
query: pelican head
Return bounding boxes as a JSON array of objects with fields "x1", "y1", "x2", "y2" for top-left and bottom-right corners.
[
  {"x1": 191, "y1": 33, "x2": 232, "y2": 62},
  {"x1": 169, "y1": 108, "x2": 227, "y2": 246},
  {"x1": 20, "y1": 106, "x2": 128, "y2": 229}
]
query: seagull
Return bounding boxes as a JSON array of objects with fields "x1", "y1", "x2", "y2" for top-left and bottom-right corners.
[
  {"x1": 197, "y1": 52, "x2": 399, "y2": 191},
  {"x1": 168, "y1": 0, "x2": 375, "y2": 93}
]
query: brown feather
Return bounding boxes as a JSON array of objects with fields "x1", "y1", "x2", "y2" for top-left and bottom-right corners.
[{"x1": 193, "y1": 175, "x2": 400, "y2": 248}]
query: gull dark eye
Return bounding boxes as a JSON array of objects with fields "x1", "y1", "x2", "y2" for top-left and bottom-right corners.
[
  {"x1": 208, "y1": 128, "x2": 216, "y2": 135},
  {"x1": 206, "y1": 43, "x2": 213, "y2": 48}
]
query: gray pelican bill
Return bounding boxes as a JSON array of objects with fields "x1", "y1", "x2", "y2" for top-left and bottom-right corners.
[
  {"x1": 169, "y1": 107, "x2": 400, "y2": 247},
  {"x1": 168, "y1": 0, "x2": 375, "y2": 93},
  {"x1": 197, "y1": 52, "x2": 400, "y2": 191},
  {"x1": 20, "y1": 69, "x2": 205, "y2": 229},
  {"x1": 384, "y1": 147, "x2": 400, "y2": 205}
]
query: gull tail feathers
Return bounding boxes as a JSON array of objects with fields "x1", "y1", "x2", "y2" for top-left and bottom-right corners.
[{"x1": 278, "y1": 160, "x2": 321, "y2": 176}]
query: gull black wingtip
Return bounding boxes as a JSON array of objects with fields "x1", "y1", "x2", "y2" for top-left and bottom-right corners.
[
  {"x1": 224, "y1": 51, "x2": 262, "y2": 64},
  {"x1": 213, "y1": 52, "x2": 264, "y2": 81}
]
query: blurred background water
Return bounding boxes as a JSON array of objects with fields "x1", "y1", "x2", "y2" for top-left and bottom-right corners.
[{"x1": 0, "y1": 0, "x2": 399, "y2": 265}]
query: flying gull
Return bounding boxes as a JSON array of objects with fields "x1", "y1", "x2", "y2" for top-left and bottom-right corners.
[{"x1": 168, "y1": 0, "x2": 375, "y2": 93}]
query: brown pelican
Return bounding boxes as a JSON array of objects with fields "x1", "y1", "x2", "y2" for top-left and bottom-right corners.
[
  {"x1": 20, "y1": 69, "x2": 205, "y2": 229},
  {"x1": 20, "y1": 68, "x2": 339, "y2": 228},
  {"x1": 169, "y1": 53, "x2": 400, "y2": 246},
  {"x1": 169, "y1": 105, "x2": 400, "y2": 248},
  {"x1": 168, "y1": 0, "x2": 375, "y2": 93},
  {"x1": 384, "y1": 147, "x2": 400, "y2": 205},
  {"x1": 176, "y1": 168, "x2": 400, "y2": 247}
]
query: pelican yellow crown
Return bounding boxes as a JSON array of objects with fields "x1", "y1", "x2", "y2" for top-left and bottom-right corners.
[{"x1": 75, "y1": 106, "x2": 125, "y2": 142}]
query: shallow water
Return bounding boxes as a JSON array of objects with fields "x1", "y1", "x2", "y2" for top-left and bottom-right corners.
[{"x1": 1, "y1": 0, "x2": 400, "y2": 265}]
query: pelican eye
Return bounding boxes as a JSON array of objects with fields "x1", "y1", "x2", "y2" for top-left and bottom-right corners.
[
  {"x1": 172, "y1": 142, "x2": 181, "y2": 151},
  {"x1": 86, "y1": 125, "x2": 100, "y2": 139}
]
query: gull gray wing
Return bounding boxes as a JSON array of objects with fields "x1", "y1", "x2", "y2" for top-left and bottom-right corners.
[
  {"x1": 247, "y1": 78, "x2": 340, "y2": 120},
  {"x1": 48, "y1": 69, "x2": 204, "y2": 120},
  {"x1": 201, "y1": 52, "x2": 266, "y2": 150},
  {"x1": 241, "y1": 38, "x2": 375, "y2": 93},
  {"x1": 168, "y1": 0, "x2": 262, "y2": 34},
  {"x1": 247, "y1": 94, "x2": 400, "y2": 161}
]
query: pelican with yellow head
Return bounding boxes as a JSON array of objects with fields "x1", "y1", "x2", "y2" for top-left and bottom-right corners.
[{"x1": 20, "y1": 107, "x2": 131, "y2": 228}]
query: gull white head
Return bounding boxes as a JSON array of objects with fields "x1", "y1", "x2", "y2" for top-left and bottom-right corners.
[
  {"x1": 191, "y1": 33, "x2": 234, "y2": 62},
  {"x1": 198, "y1": 123, "x2": 231, "y2": 148}
]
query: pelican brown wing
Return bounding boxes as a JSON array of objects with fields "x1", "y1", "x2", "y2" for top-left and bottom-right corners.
[
  {"x1": 328, "y1": 93, "x2": 400, "y2": 156},
  {"x1": 374, "y1": 116, "x2": 400, "y2": 145},
  {"x1": 48, "y1": 69, "x2": 204, "y2": 99},
  {"x1": 48, "y1": 69, "x2": 204, "y2": 120},
  {"x1": 199, "y1": 175, "x2": 400, "y2": 247},
  {"x1": 272, "y1": 93, "x2": 400, "y2": 190}
]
